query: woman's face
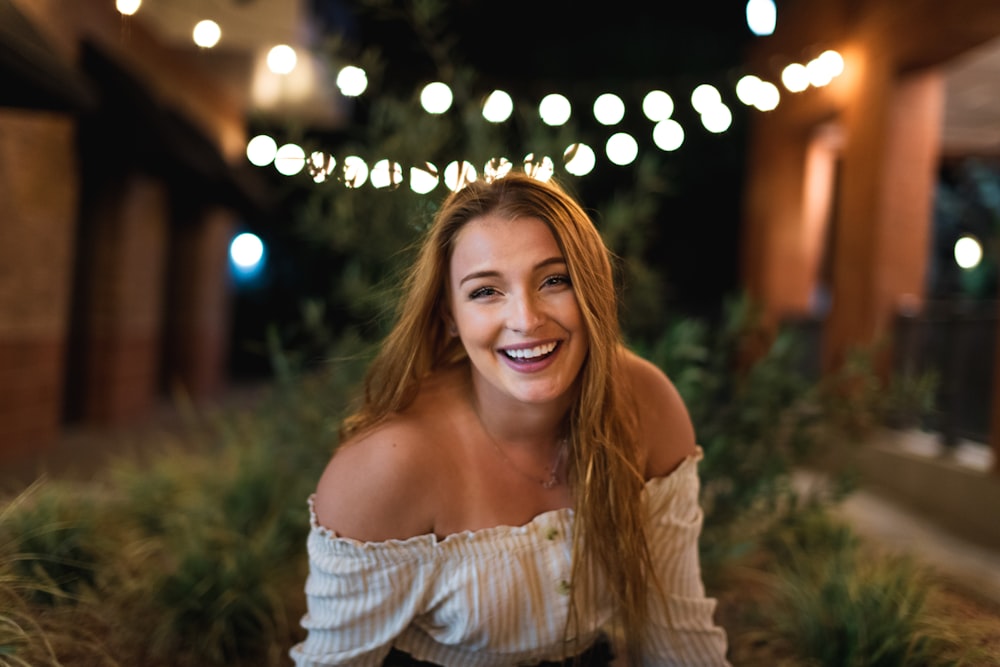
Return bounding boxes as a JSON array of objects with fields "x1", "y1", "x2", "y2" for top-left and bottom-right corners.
[{"x1": 447, "y1": 214, "x2": 589, "y2": 409}]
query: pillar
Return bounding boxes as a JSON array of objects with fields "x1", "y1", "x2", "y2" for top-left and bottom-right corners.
[
  {"x1": 824, "y1": 62, "x2": 942, "y2": 375},
  {"x1": 164, "y1": 206, "x2": 235, "y2": 399},
  {"x1": 0, "y1": 111, "x2": 78, "y2": 460},
  {"x1": 74, "y1": 174, "x2": 169, "y2": 424}
]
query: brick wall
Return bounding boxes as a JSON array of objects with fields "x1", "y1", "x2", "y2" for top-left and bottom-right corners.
[{"x1": 0, "y1": 110, "x2": 79, "y2": 456}]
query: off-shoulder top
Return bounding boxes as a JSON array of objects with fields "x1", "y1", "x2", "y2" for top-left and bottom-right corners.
[{"x1": 290, "y1": 449, "x2": 729, "y2": 666}]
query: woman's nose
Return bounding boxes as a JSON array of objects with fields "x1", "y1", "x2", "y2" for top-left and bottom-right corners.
[{"x1": 506, "y1": 293, "x2": 544, "y2": 334}]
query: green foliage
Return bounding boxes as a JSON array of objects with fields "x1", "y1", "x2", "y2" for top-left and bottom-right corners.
[
  {"x1": 0, "y1": 482, "x2": 103, "y2": 606},
  {"x1": 747, "y1": 509, "x2": 962, "y2": 667}
]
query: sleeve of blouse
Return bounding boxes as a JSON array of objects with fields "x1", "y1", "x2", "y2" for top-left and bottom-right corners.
[
  {"x1": 638, "y1": 451, "x2": 731, "y2": 666},
  {"x1": 289, "y1": 503, "x2": 437, "y2": 667}
]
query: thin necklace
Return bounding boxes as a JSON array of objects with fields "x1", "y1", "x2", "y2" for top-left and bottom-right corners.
[{"x1": 484, "y1": 429, "x2": 567, "y2": 489}]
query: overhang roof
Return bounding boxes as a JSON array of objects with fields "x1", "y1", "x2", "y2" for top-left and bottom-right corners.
[{"x1": 0, "y1": 0, "x2": 97, "y2": 112}]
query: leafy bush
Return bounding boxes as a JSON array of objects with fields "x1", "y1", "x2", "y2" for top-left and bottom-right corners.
[{"x1": 724, "y1": 506, "x2": 966, "y2": 667}]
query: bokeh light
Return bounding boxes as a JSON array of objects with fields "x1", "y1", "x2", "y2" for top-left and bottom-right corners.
[
  {"x1": 563, "y1": 143, "x2": 596, "y2": 176},
  {"x1": 246, "y1": 134, "x2": 277, "y2": 166},
  {"x1": 193, "y1": 20, "x2": 221, "y2": 48},
  {"x1": 653, "y1": 119, "x2": 685, "y2": 151},
  {"x1": 484, "y1": 157, "x2": 513, "y2": 182},
  {"x1": 594, "y1": 93, "x2": 626, "y2": 125},
  {"x1": 746, "y1": 0, "x2": 777, "y2": 36},
  {"x1": 421, "y1": 82, "x2": 453, "y2": 114},
  {"x1": 523, "y1": 154, "x2": 555, "y2": 182},
  {"x1": 267, "y1": 45, "x2": 297, "y2": 75},
  {"x1": 341, "y1": 156, "x2": 369, "y2": 188},
  {"x1": 444, "y1": 160, "x2": 477, "y2": 191},
  {"x1": 606, "y1": 133, "x2": 638, "y2": 166},
  {"x1": 336, "y1": 65, "x2": 368, "y2": 97},
  {"x1": 274, "y1": 143, "x2": 305, "y2": 176},
  {"x1": 642, "y1": 90, "x2": 675, "y2": 122},
  {"x1": 307, "y1": 151, "x2": 336, "y2": 183},
  {"x1": 371, "y1": 159, "x2": 403, "y2": 189},
  {"x1": 955, "y1": 235, "x2": 984, "y2": 269},
  {"x1": 116, "y1": 0, "x2": 141, "y2": 15},
  {"x1": 410, "y1": 163, "x2": 440, "y2": 194},
  {"x1": 781, "y1": 63, "x2": 810, "y2": 92},
  {"x1": 539, "y1": 94, "x2": 572, "y2": 126},
  {"x1": 482, "y1": 90, "x2": 514, "y2": 123},
  {"x1": 229, "y1": 232, "x2": 265, "y2": 282}
]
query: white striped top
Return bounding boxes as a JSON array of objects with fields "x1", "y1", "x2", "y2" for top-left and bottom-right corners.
[{"x1": 290, "y1": 449, "x2": 730, "y2": 666}]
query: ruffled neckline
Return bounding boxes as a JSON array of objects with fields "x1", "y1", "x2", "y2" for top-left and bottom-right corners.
[{"x1": 308, "y1": 449, "x2": 701, "y2": 554}]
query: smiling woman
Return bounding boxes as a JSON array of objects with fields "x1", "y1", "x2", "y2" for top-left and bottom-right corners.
[{"x1": 291, "y1": 172, "x2": 730, "y2": 666}]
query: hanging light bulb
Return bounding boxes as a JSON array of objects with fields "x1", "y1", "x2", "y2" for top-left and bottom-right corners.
[{"x1": 746, "y1": 0, "x2": 776, "y2": 36}]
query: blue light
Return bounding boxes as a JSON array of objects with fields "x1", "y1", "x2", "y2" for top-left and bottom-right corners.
[{"x1": 229, "y1": 232, "x2": 265, "y2": 282}]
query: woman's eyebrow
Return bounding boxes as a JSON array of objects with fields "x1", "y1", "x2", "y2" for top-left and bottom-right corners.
[{"x1": 459, "y1": 257, "x2": 566, "y2": 286}]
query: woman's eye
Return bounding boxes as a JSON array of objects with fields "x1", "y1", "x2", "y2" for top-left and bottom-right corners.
[
  {"x1": 543, "y1": 274, "x2": 571, "y2": 288},
  {"x1": 469, "y1": 286, "x2": 498, "y2": 299}
]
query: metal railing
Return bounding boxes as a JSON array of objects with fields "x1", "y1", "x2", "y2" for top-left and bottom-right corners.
[{"x1": 894, "y1": 299, "x2": 997, "y2": 445}]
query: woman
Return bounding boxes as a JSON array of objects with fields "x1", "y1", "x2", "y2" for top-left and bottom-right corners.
[{"x1": 290, "y1": 172, "x2": 729, "y2": 666}]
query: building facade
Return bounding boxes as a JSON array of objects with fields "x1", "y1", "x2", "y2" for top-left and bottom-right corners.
[
  {"x1": 0, "y1": 0, "x2": 260, "y2": 461},
  {"x1": 741, "y1": 0, "x2": 1000, "y2": 468}
]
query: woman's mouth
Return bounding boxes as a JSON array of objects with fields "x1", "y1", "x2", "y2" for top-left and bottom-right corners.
[{"x1": 501, "y1": 341, "x2": 559, "y2": 363}]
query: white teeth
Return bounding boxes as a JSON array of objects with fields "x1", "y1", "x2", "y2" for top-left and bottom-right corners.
[{"x1": 504, "y1": 342, "x2": 557, "y2": 359}]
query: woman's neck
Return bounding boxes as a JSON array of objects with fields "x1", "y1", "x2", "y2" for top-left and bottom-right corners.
[{"x1": 466, "y1": 366, "x2": 572, "y2": 449}]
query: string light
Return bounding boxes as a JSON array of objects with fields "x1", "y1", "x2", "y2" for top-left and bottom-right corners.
[
  {"x1": 267, "y1": 45, "x2": 297, "y2": 75},
  {"x1": 116, "y1": 0, "x2": 141, "y2": 15},
  {"x1": 193, "y1": 20, "x2": 221, "y2": 48},
  {"x1": 238, "y1": 41, "x2": 844, "y2": 193}
]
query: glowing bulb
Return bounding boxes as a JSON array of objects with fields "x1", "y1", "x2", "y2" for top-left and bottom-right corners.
[
  {"x1": 746, "y1": 0, "x2": 776, "y2": 36},
  {"x1": 653, "y1": 119, "x2": 684, "y2": 151},
  {"x1": 564, "y1": 143, "x2": 596, "y2": 176},
  {"x1": 444, "y1": 161, "x2": 477, "y2": 191},
  {"x1": 781, "y1": 63, "x2": 810, "y2": 92},
  {"x1": 484, "y1": 157, "x2": 513, "y2": 182},
  {"x1": 246, "y1": 134, "x2": 277, "y2": 167},
  {"x1": 482, "y1": 90, "x2": 514, "y2": 123},
  {"x1": 341, "y1": 156, "x2": 369, "y2": 188},
  {"x1": 371, "y1": 159, "x2": 403, "y2": 189},
  {"x1": 754, "y1": 81, "x2": 780, "y2": 110},
  {"x1": 274, "y1": 143, "x2": 305, "y2": 176},
  {"x1": 539, "y1": 94, "x2": 572, "y2": 126},
  {"x1": 410, "y1": 163, "x2": 440, "y2": 194},
  {"x1": 701, "y1": 104, "x2": 733, "y2": 133},
  {"x1": 642, "y1": 90, "x2": 674, "y2": 122},
  {"x1": 523, "y1": 154, "x2": 555, "y2": 182},
  {"x1": 606, "y1": 133, "x2": 638, "y2": 166},
  {"x1": 117, "y1": 0, "x2": 141, "y2": 15},
  {"x1": 336, "y1": 65, "x2": 368, "y2": 97},
  {"x1": 421, "y1": 82, "x2": 453, "y2": 114},
  {"x1": 819, "y1": 50, "x2": 844, "y2": 77},
  {"x1": 593, "y1": 93, "x2": 626, "y2": 125},
  {"x1": 307, "y1": 152, "x2": 336, "y2": 183},
  {"x1": 193, "y1": 20, "x2": 221, "y2": 48},
  {"x1": 267, "y1": 45, "x2": 297, "y2": 75},
  {"x1": 230, "y1": 233, "x2": 264, "y2": 269},
  {"x1": 955, "y1": 235, "x2": 984, "y2": 269},
  {"x1": 736, "y1": 75, "x2": 762, "y2": 106},
  {"x1": 691, "y1": 84, "x2": 722, "y2": 114}
]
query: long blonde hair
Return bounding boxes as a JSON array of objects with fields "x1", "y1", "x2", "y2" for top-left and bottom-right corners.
[{"x1": 343, "y1": 172, "x2": 654, "y2": 656}]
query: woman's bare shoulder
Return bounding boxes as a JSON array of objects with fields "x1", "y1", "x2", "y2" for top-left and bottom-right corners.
[
  {"x1": 312, "y1": 416, "x2": 440, "y2": 542},
  {"x1": 622, "y1": 349, "x2": 697, "y2": 479}
]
